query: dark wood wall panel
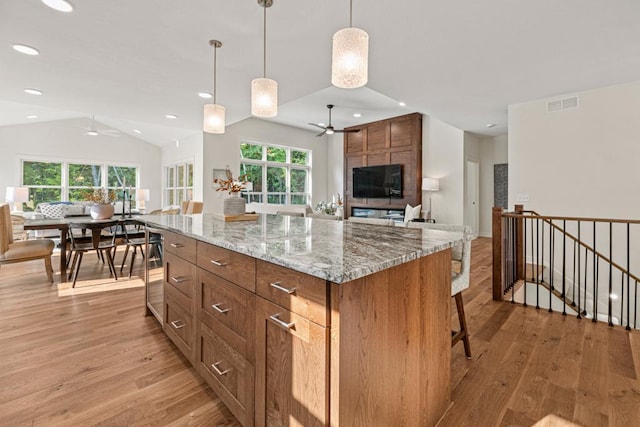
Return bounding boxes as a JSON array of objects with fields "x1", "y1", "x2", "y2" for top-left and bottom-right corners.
[{"x1": 343, "y1": 113, "x2": 422, "y2": 218}]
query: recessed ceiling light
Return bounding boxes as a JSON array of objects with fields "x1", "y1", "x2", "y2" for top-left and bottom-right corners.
[
  {"x1": 24, "y1": 88, "x2": 43, "y2": 95},
  {"x1": 353, "y1": 113, "x2": 362, "y2": 118},
  {"x1": 12, "y1": 44, "x2": 40, "y2": 56},
  {"x1": 165, "y1": 114, "x2": 178, "y2": 119},
  {"x1": 198, "y1": 92, "x2": 213, "y2": 99},
  {"x1": 133, "y1": 129, "x2": 142, "y2": 134},
  {"x1": 87, "y1": 130, "x2": 99, "y2": 136},
  {"x1": 26, "y1": 115, "x2": 38, "y2": 119},
  {"x1": 486, "y1": 123, "x2": 496, "y2": 128},
  {"x1": 398, "y1": 102, "x2": 406, "y2": 107},
  {"x1": 41, "y1": 0, "x2": 74, "y2": 12},
  {"x1": 175, "y1": 140, "x2": 180, "y2": 147}
]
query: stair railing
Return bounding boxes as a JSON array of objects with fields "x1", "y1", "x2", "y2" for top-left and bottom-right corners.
[{"x1": 492, "y1": 205, "x2": 640, "y2": 330}]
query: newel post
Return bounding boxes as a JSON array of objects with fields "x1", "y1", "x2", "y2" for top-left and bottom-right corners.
[
  {"x1": 515, "y1": 204, "x2": 525, "y2": 281},
  {"x1": 492, "y1": 206, "x2": 504, "y2": 301}
]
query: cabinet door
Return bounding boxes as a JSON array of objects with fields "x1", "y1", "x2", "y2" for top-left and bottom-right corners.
[{"x1": 255, "y1": 297, "x2": 328, "y2": 427}]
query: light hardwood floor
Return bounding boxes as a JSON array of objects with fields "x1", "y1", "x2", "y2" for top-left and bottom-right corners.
[{"x1": 0, "y1": 239, "x2": 638, "y2": 426}]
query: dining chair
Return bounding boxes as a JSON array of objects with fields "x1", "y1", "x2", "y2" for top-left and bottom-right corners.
[
  {"x1": 0, "y1": 203, "x2": 55, "y2": 282},
  {"x1": 67, "y1": 220, "x2": 119, "y2": 287},
  {"x1": 407, "y1": 222, "x2": 472, "y2": 358},
  {"x1": 181, "y1": 200, "x2": 190, "y2": 214},
  {"x1": 119, "y1": 225, "x2": 147, "y2": 278},
  {"x1": 186, "y1": 201, "x2": 204, "y2": 214},
  {"x1": 10, "y1": 214, "x2": 28, "y2": 241}
]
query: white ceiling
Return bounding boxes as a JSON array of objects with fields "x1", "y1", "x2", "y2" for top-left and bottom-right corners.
[{"x1": 2, "y1": 0, "x2": 640, "y2": 146}]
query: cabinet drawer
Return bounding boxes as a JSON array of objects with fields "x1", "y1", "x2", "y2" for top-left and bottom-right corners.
[
  {"x1": 198, "y1": 269, "x2": 255, "y2": 361},
  {"x1": 197, "y1": 241, "x2": 256, "y2": 292},
  {"x1": 256, "y1": 260, "x2": 328, "y2": 326},
  {"x1": 164, "y1": 284, "x2": 195, "y2": 364},
  {"x1": 164, "y1": 230, "x2": 197, "y2": 261},
  {"x1": 165, "y1": 252, "x2": 197, "y2": 300},
  {"x1": 197, "y1": 323, "x2": 255, "y2": 427}
]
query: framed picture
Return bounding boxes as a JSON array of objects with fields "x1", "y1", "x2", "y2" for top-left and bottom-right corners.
[{"x1": 212, "y1": 168, "x2": 227, "y2": 189}]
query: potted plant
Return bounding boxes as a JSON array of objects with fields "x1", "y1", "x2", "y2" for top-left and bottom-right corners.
[
  {"x1": 85, "y1": 187, "x2": 116, "y2": 219},
  {"x1": 213, "y1": 167, "x2": 249, "y2": 215}
]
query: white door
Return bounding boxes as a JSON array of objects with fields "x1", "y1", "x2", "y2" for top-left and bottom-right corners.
[{"x1": 465, "y1": 161, "x2": 479, "y2": 235}]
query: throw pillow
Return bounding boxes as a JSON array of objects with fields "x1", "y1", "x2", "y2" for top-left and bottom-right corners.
[
  {"x1": 40, "y1": 204, "x2": 65, "y2": 219},
  {"x1": 404, "y1": 203, "x2": 422, "y2": 223},
  {"x1": 63, "y1": 205, "x2": 86, "y2": 217}
]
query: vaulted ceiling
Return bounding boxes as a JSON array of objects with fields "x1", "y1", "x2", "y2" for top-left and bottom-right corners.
[{"x1": 2, "y1": 0, "x2": 639, "y2": 146}]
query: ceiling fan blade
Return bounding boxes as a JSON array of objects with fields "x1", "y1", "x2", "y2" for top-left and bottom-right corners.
[
  {"x1": 316, "y1": 130, "x2": 327, "y2": 137},
  {"x1": 308, "y1": 122, "x2": 326, "y2": 130}
]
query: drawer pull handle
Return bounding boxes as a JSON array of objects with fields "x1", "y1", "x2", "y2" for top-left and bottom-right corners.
[
  {"x1": 269, "y1": 313, "x2": 295, "y2": 331},
  {"x1": 212, "y1": 303, "x2": 230, "y2": 314},
  {"x1": 170, "y1": 276, "x2": 186, "y2": 284},
  {"x1": 211, "y1": 361, "x2": 231, "y2": 376},
  {"x1": 269, "y1": 281, "x2": 296, "y2": 295},
  {"x1": 170, "y1": 320, "x2": 185, "y2": 329},
  {"x1": 210, "y1": 259, "x2": 229, "y2": 267},
  {"x1": 170, "y1": 243, "x2": 183, "y2": 248}
]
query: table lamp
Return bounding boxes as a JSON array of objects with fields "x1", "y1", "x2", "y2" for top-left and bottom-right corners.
[
  {"x1": 136, "y1": 188, "x2": 150, "y2": 212},
  {"x1": 5, "y1": 187, "x2": 29, "y2": 212},
  {"x1": 422, "y1": 178, "x2": 440, "y2": 222}
]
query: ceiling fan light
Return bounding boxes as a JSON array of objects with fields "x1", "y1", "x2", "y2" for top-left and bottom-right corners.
[
  {"x1": 331, "y1": 27, "x2": 368, "y2": 89},
  {"x1": 203, "y1": 103, "x2": 226, "y2": 134},
  {"x1": 251, "y1": 78, "x2": 278, "y2": 118},
  {"x1": 326, "y1": 128, "x2": 335, "y2": 135}
]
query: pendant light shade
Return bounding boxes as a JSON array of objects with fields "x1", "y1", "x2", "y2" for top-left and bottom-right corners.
[
  {"x1": 203, "y1": 103, "x2": 226, "y2": 134},
  {"x1": 251, "y1": 77, "x2": 278, "y2": 118},
  {"x1": 203, "y1": 39, "x2": 225, "y2": 134},
  {"x1": 331, "y1": 0, "x2": 369, "y2": 89},
  {"x1": 252, "y1": 0, "x2": 278, "y2": 118}
]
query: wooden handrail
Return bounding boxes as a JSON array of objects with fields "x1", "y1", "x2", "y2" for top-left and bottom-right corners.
[{"x1": 502, "y1": 209, "x2": 640, "y2": 287}]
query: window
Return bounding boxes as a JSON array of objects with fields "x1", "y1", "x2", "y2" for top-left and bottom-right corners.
[
  {"x1": 21, "y1": 159, "x2": 139, "y2": 211},
  {"x1": 165, "y1": 162, "x2": 194, "y2": 207},
  {"x1": 239, "y1": 142, "x2": 311, "y2": 205}
]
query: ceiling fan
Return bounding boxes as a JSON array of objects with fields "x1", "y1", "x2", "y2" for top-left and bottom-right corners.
[
  {"x1": 308, "y1": 104, "x2": 360, "y2": 137},
  {"x1": 83, "y1": 114, "x2": 120, "y2": 137}
]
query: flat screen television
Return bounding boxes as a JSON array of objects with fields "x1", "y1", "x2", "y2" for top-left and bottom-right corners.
[{"x1": 353, "y1": 164, "x2": 402, "y2": 199}]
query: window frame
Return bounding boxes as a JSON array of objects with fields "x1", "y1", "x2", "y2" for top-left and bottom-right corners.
[
  {"x1": 164, "y1": 161, "x2": 194, "y2": 207},
  {"x1": 239, "y1": 140, "x2": 312, "y2": 206}
]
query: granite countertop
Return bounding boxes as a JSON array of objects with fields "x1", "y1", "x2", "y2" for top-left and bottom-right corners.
[{"x1": 141, "y1": 214, "x2": 466, "y2": 284}]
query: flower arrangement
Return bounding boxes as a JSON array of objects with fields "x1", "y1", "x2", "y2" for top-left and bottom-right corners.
[
  {"x1": 314, "y1": 201, "x2": 337, "y2": 215},
  {"x1": 84, "y1": 187, "x2": 116, "y2": 204},
  {"x1": 213, "y1": 166, "x2": 249, "y2": 195}
]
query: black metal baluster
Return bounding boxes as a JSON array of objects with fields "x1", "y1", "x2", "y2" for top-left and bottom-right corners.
[
  {"x1": 562, "y1": 220, "x2": 567, "y2": 316},
  {"x1": 523, "y1": 215, "x2": 527, "y2": 307},
  {"x1": 626, "y1": 223, "x2": 631, "y2": 331},
  {"x1": 577, "y1": 221, "x2": 582, "y2": 319},
  {"x1": 608, "y1": 222, "x2": 613, "y2": 327},
  {"x1": 549, "y1": 220, "x2": 554, "y2": 313},
  {"x1": 593, "y1": 222, "x2": 597, "y2": 322},
  {"x1": 583, "y1": 245, "x2": 588, "y2": 317},
  {"x1": 536, "y1": 218, "x2": 540, "y2": 310}
]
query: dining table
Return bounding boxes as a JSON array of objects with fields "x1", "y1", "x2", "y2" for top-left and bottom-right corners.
[{"x1": 23, "y1": 216, "x2": 142, "y2": 282}]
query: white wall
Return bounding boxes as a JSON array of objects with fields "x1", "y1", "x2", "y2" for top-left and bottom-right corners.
[
  {"x1": 474, "y1": 133, "x2": 508, "y2": 237},
  {"x1": 161, "y1": 132, "x2": 204, "y2": 205},
  {"x1": 0, "y1": 118, "x2": 162, "y2": 211},
  {"x1": 202, "y1": 118, "x2": 328, "y2": 213},
  {"x1": 509, "y1": 80, "x2": 640, "y2": 219},
  {"x1": 326, "y1": 132, "x2": 344, "y2": 201},
  {"x1": 423, "y1": 116, "x2": 465, "y2": 225}
]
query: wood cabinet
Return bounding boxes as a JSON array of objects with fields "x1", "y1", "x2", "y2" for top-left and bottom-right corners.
[
  {"x1": 344, "y1": 113, "x2": 422, "y2": 218},
  {"x1": 153, "y1": 232, "x2": 451, "y2": 427}
]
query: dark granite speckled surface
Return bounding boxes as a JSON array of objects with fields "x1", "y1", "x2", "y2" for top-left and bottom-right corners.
[{"x1": 141, "y1": 213, "x2": 465, "y2": 284}]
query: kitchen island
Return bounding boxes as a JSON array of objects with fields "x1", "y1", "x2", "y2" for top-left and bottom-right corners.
[{"x1": 141, "y1": 213, "x2": 465, "y2": 427}]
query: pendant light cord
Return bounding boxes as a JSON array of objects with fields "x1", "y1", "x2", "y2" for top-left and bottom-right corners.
[
  {"x1": 349, "y1": 0, "x2": 353, "y2": 27},
  {"x1": 213, "y1": 45, "x2": 217, "y2": 104},
  {"x1": 263, "y1": 1, "x2": 267, "y2": 78}
]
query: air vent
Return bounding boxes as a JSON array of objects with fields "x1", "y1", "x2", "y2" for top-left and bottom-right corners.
[{"x1": 547, "y1": 96, "x2": 579, "y2": 112}]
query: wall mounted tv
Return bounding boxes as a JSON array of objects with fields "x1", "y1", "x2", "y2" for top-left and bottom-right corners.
[{"x1": 353, "y1": 164, "x2": 403, "y2": 199}]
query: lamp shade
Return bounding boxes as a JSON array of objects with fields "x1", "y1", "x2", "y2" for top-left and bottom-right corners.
[
  {"x1": 203, "y1": 103, "x2": 226, "y2": 134},
  {"x1": 422, "y1": 178, "x2": 440, "y2": 191},
  {"x1": 136, "y1": 188, "x2": 150, "y2": 201},
  {"x1": 251, "y1": 77, "x2": 278, "y2": 117},
  {"x1": 5, "y1": 186, "x2": 29, "y2": 202},
  {"x1": 331, "y1": 27, "x2": 369, "y2": 89}
]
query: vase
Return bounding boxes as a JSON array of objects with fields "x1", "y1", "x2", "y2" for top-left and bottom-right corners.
[
  {"x1": 223, "y1": 193, "x2": 246, "y2": 216},
  {"x1": 90, "y1": 204, "x2": 115, "y2": 219}
]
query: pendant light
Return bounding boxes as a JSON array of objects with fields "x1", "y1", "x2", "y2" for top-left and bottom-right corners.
[
  {"x1": 203, "y1": 40, "x2": 225, "y2": 134},
  {"x1": 331, "y1": 0, "x2": 369, "y2": 89},
  {"x1": 251, "y1": 0, "x2": 278, "y2": 118}
]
